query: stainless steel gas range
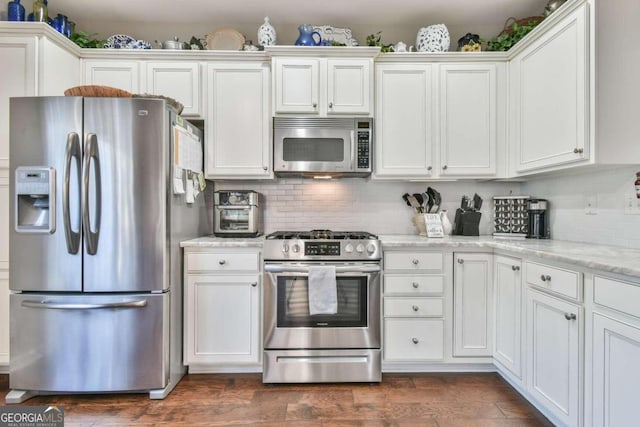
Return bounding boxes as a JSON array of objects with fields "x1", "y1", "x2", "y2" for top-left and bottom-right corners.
[{"x1": 262, "y1": 230, "x2": 382, "y2": 383}]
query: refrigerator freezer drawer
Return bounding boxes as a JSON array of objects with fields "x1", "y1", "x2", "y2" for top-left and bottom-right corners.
[{"x1": 10, "y1": 293, "x2": 169, "y2": 393}]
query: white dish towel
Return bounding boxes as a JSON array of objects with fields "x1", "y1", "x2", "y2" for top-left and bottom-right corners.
[{"x1": 307, "y1": 265, "x2": 338, "y2": 315}]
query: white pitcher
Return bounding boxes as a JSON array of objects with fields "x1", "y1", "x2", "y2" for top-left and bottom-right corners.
[{"x1": 440, "y1": 210, "x2": 453, "y2": 235}]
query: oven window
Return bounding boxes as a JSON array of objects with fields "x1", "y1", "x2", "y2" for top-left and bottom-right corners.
[
  {"x1": 282, "y1": 138, "x2": 344, "y2": 162},
  {"x1": 276, "y1": 275, "x2": 367, "y2": 327},
  {"x1": 218, "y1": 209, "x2": 249, "y2": 231}
]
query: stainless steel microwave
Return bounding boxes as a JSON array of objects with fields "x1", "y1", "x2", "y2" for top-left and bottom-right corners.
[{"x1": 273, "y1": 117, "x2": 372, "y2": 177}]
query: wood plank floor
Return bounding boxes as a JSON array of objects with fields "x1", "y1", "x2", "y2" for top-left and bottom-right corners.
[{"x1": 0, "y1": 373, "x2": 554, "y2": 426}]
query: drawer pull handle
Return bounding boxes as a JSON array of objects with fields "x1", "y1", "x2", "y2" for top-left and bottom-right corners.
[
  {"x1": 219, "y1": 259, "x2": 226, "y2": 265},
  {"x1": 412, "y1": 305, "x2": 419, "y2": 312},
  {"x1": 251, "y1": 282, "x2": 258, "y2": 287},
  {"x1": 427, "y1": 166, "x2": 432, "y2": 171},
  {"x1": 564, "y1": 313, "x2": 576, "y2": 321},
  {"x1": 457, "y1": 258, "x2": 464, "y2": 264},
  {"x1": 540, "y1": 274, "x2": 551, "y2": 282},
  {"x1": 412, "y1": 259, "x2": 419, "y2": 265},
  {"x1": 573, "y1": 148, "x2": 584, "y2": 154},
  {"x1": 442, "y1": 165, "x2": 448, "y2": 170},
  {"x1": 412, "y1": 338, "x2": 419, "y2": 344},
  {"x1": 512, "y1": 265, "x2": 520, "y2": 271},
  {"x1": 412, "y1": 282, "x2": 419, "y2": 289}
]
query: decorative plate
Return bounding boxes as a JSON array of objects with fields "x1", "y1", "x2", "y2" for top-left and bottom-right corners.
[
  {"x1": 104, "y1": 34, "x2": 136, "y2": 49},
  {"x1": 313, "y1": 25, "x2": 358, "y2": 46},
  {"x1": 206, "y1": 28, "x2": 245, "y2": 50}
]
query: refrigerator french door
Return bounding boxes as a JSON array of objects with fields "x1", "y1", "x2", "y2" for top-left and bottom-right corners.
[{"x1": 8, "y1": 96, "x2": 186, "y2": 397}]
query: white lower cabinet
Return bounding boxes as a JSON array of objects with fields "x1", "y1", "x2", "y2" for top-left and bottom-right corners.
[
  {"x1": 453, "y1": 253, "x2": 493, "y2": 357},
  {"x1": 526, "y1": 288, "x2": 581, "y2": 426},
  {"x1": 384, "y1": 318, "x2": 444, "y2": 361},
  {"x1": 590, "y1": 276, "x2": 640, "y2": 427},
  {"x1": 493, "y1": 255, "x2": 523, "y2": 380},
  {"x1": 183, "y1": 248, "x2": 261, "y2": 370}
]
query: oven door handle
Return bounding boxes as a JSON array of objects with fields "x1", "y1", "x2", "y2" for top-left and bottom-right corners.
[{"x1": 264, "y1": 264, "x2": 381, "y2": 274}]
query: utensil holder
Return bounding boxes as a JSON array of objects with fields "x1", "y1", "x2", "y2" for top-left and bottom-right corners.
[{"x1": 412, "y1": 213, "x2": 427, "y2": 236}]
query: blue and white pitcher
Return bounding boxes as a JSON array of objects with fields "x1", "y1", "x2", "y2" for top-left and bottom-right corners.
[{"x1": 295, "y1": 24, "x2": 322, "y2": 46}]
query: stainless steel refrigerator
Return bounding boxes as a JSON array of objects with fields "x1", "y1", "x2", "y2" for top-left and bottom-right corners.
[{"x1": 6, "y1": 97, "x2": 208, "y2": 403}]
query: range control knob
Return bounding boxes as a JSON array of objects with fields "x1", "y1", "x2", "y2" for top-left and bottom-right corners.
[
  {"x1": 292, "y1": 244, "x2": 300, "y2": 253},
  {"x1": 366, "y1": 243, "x2": 377, "y2": 255},
  {"x1": 281, "y1": 244, "x2": 289, "y2": 253},
  {"x1": 356, "y1": 244, "x2": 365, "y2": 253},
  {"x1": 344, "y1": 243, "x2": 354, "y2": 253}
]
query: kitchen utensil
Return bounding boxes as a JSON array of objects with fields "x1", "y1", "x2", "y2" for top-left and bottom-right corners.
[
  {"x1": 461, "y1": 195, "x2": 470, "y2": 210},
  {"x1": 412, "y1": 193, "x2": 424, "y2": 212},
  {"x1": 473, "y1": 193, "x2": 483, "y2": 211},
  {"x1": 431, "y1": 188, "x2": 442, "y2": 212},
  {"x1": 206, "y1": 28, "x2": 245, "y2": 50},
  {"x1": 402, "y1": 193, "x2": 412, "y2": 208},
  {"x1": 421, "y1": 192, "x2": 430, "y2": 212},
  {"x1": 407, "y1": 194, "x2": 421, "y2": 211}
]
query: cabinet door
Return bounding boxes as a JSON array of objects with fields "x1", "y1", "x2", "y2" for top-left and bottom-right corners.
[
  {"x1": 493, "y1": 255, "x2": 522, "y2": 378},
  {"x1": 0, "y1": 273, "x2": 7, "y2": 366},
  {"x1": 185, "y1": 274, "x2": 260, "y2": 365},
  {"x1": 205, "y1": 62, "x2": 271, "y2": 179},
  {"x1": 83, "y1": 60, "x2": 141, "y2": 93},
  {"x1": 526, "y1": 288, "x2": 581, "y2": 426},
  {"x1": 439, "y1": 63, "x2": 499, "y2": 176},
  {"x1": 146, "y1": 62, "x2": 201, "y2": 116},
  {"x1": 453, "y1": 253, "x2": 493, "y2": 357},
  {"x1": 39, "y1": 38, "x2": 80, "y2": 96},
  {"x1": 374, "y1": 64, "x2": 434, "y2": 178},
  {"x1": 511, "y1": 4, "x2": 588, "y2": 173},
  {"x1": 327, "y1": 59, "x2": 371, "y2": 115},
  {"x1": 592, "y1": 313, "x2": 640, "y2": 427},
  {"x1": 273, "y1": 58, "x2": 319, "y2": 114}
]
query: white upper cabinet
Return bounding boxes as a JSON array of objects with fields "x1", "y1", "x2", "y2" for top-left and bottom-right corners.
[
  {"x1": 374, "y1": 63, "x2": 434, "y2": 178},
  {"x1": 146, "y1": 62, "x2": 202, "y2": 117},
  {"x1": 326, "y1": 59, "x2": 371, "y2": 114},
  {"x1": 205, "y1": 62, "x2": 272, "y2": 179},
  {"x1": 83, "y1": 59, "x2": 142, "y2": 93},
  {"x1": 438, "y1": 63, "x2": 503, "y2": 177},
  {"x1": 510, "y1": 3, "x2": 588, "y2": 174},
  {"x1": 273, "y1": 58, "x2": 319, "y2": 114}
]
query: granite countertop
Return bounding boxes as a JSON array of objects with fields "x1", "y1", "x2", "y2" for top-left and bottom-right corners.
[{"x1": 180, "y1": 235, "x2": 640, "y2": 279}]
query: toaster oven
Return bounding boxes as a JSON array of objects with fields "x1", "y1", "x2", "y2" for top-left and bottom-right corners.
[{"x1": 214, "y1": 191, "x2": 262, "y2": 237}]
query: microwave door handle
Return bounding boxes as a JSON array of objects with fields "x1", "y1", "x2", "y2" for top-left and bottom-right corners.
[{"x1": 350, "y1": 130, "x2": 356, "y2": 170}]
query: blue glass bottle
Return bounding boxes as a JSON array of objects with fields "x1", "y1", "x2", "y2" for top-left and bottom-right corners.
[{"x1": 8, "y1": 0, "x2": 26, "y2": 21}]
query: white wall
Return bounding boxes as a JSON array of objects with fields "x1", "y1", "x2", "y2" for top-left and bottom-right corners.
[
  {"x1": 214, "y1": 179, "x2": 521, "y2": 236},
  {"x1": 521, "y1": 166, "x2": 640, "y2": 248}
]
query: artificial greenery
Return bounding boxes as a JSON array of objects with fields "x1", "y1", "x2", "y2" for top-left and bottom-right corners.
[
  {"x1": 366, "y1": 31, "x2": 393, "y2": 53},
  {"x1": 486, "y1": 19, "x2": 542, "y2": 51},
  {"x1": 70, "y1": 30, "x2": 107, "y2": 48}
]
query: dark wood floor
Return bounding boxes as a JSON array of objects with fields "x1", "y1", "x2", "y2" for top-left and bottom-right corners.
[{"x1": 0, "y1": 373, "x2": 553, "y2": 426}]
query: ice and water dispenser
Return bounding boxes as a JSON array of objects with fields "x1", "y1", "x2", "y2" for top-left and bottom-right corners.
[{"x1": 15, "y1": 167, "x2": 56, "y2": 233}]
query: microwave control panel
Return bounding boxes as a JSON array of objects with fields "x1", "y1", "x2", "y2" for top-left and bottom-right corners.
[{"x1": 356, "y1": 120, "x2": 371, "y2": 170}]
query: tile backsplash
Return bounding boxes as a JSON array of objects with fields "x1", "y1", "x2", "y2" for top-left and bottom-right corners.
[{"x1": 213, "y1": 179, "x2": 521, "y2": 236}]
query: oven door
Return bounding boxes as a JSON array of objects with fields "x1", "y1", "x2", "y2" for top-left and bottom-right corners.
[
  {"x1": 263, "y1": 263, "x2": 381, "y2": 349},
  {"x1": 274, "y1": 125, "x2": 354, "y2": 174}
]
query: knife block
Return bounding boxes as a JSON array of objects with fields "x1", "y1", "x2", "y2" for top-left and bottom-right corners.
[{"x1": 453, "y1": 209, "x2": 481, "y2": 236}]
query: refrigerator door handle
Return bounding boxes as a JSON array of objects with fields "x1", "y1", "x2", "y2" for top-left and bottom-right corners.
[
  {"x1": 82, "y1": 133, "x2": 102, "y2": 255},
  {"x1": 63, "y1": 132, "x2": 82, "y2": 254},
  {"x1": 21, "y1": 299, "x2": 148, "y2": 310}
]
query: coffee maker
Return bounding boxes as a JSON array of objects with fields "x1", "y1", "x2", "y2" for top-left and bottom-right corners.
[{"x1": 527, "y1": 199, "x2": 550, "y2": 239}]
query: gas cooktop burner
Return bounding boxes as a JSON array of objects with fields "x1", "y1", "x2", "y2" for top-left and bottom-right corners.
[{"x1": 266, "y1": 230, "x2": 378, "y2": 240}]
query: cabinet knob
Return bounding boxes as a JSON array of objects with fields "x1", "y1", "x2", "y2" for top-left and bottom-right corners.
[
  {"x1": 412, "y1": 305, "x2": 419, "y2": 312},
  {"x1": 312, "y1": 102, "x2": 317, "y2": 109},
  {"x1": 457, "y1": 258, "x2": 464, "y2": 264},
  {"x1": 218, "y1": 259, "x2": 226, "y2": 265},
  {"x1": 263, "y1": 166, "x2": 268, "y2": 171},
  {"x1": 412, "y1": 259, "x2": 419, "y2": 265},
  {"x1": 512, "y1": 265, "x2": 520, "y2": 271},
  {"x1": 564, "y1": 313, "x2": 576, "y2": 321},
  {"x1": 412, "y1": 338, "x2": 419, "y2": 344},
  {"x1": 573, "y1": 148, "x2": 584, "y2": 154},
  {"x1": 412, "y1": 282, "x2": 419, "y2": 289},
  {"x1": 540, "y1": 274, "x2": 551, "y2": 282},
  {"x1": 442, "y1": 165, "x2": 448, "y2": 170},
  {"x1": 251, "y1": 282, "x2": 258, "y2": 287},
  {"x1": 427, "y1": 166, "x2": 432, "y2": 171},
  {"x1": 328, "y1": 102, "x2": 333, "y2": 108}
]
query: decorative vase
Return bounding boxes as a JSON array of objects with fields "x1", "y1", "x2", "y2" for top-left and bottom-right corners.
[
  {"x1": 416, "y1": 23, "x2": 450, "y2": 52},
  {"x1": 257, "y1": 16, "x2": 276, "y2": 46},
  {"x1": 32, "y1": 0, "x2": 47, "y2": 23},
  {"x1": 7, "y1": 0, "x2": 25, "y2": 21},
  {"x1": 295, "y1": 24, "x2": 322, "y2": 46},
  {"x1": 440, "y1": 210, "x2": 453, "y2": 235}
]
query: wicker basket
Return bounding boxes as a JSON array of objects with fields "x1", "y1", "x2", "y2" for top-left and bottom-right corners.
[{"x1": 64, "y1": 85, "x2": 133, "y2": 98}]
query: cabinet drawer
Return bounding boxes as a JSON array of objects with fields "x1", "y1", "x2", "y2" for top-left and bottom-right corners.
[
  {"x1": 384, "y1": 252, "x2": 443, "y2": 271},
  {"x1": 594, "y1": 276, "x2": 640, "y2": 319},
  {"x1": 384, "y1": 318, "x2": 444, "y2": 361},
  {"x1": 526, "y1": 261, "x2": 581, "y2": 300},
  {"x1": 186, "y1": 252, "x2": 260, "y2": 272},
  {"x1": 384, "y1": 297, "x2": 443, "y2": 317},
  {"x1": 384, "y1": 275, "x2": 444, "y2": 295}
]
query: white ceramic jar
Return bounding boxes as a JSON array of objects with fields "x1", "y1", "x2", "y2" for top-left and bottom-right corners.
[
  {"x1": 258, "y1": 16, "x2": 276, "y2": 46},
  {"x1": 416, "y1": 24, "x2": 450, "y2": 52}
]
